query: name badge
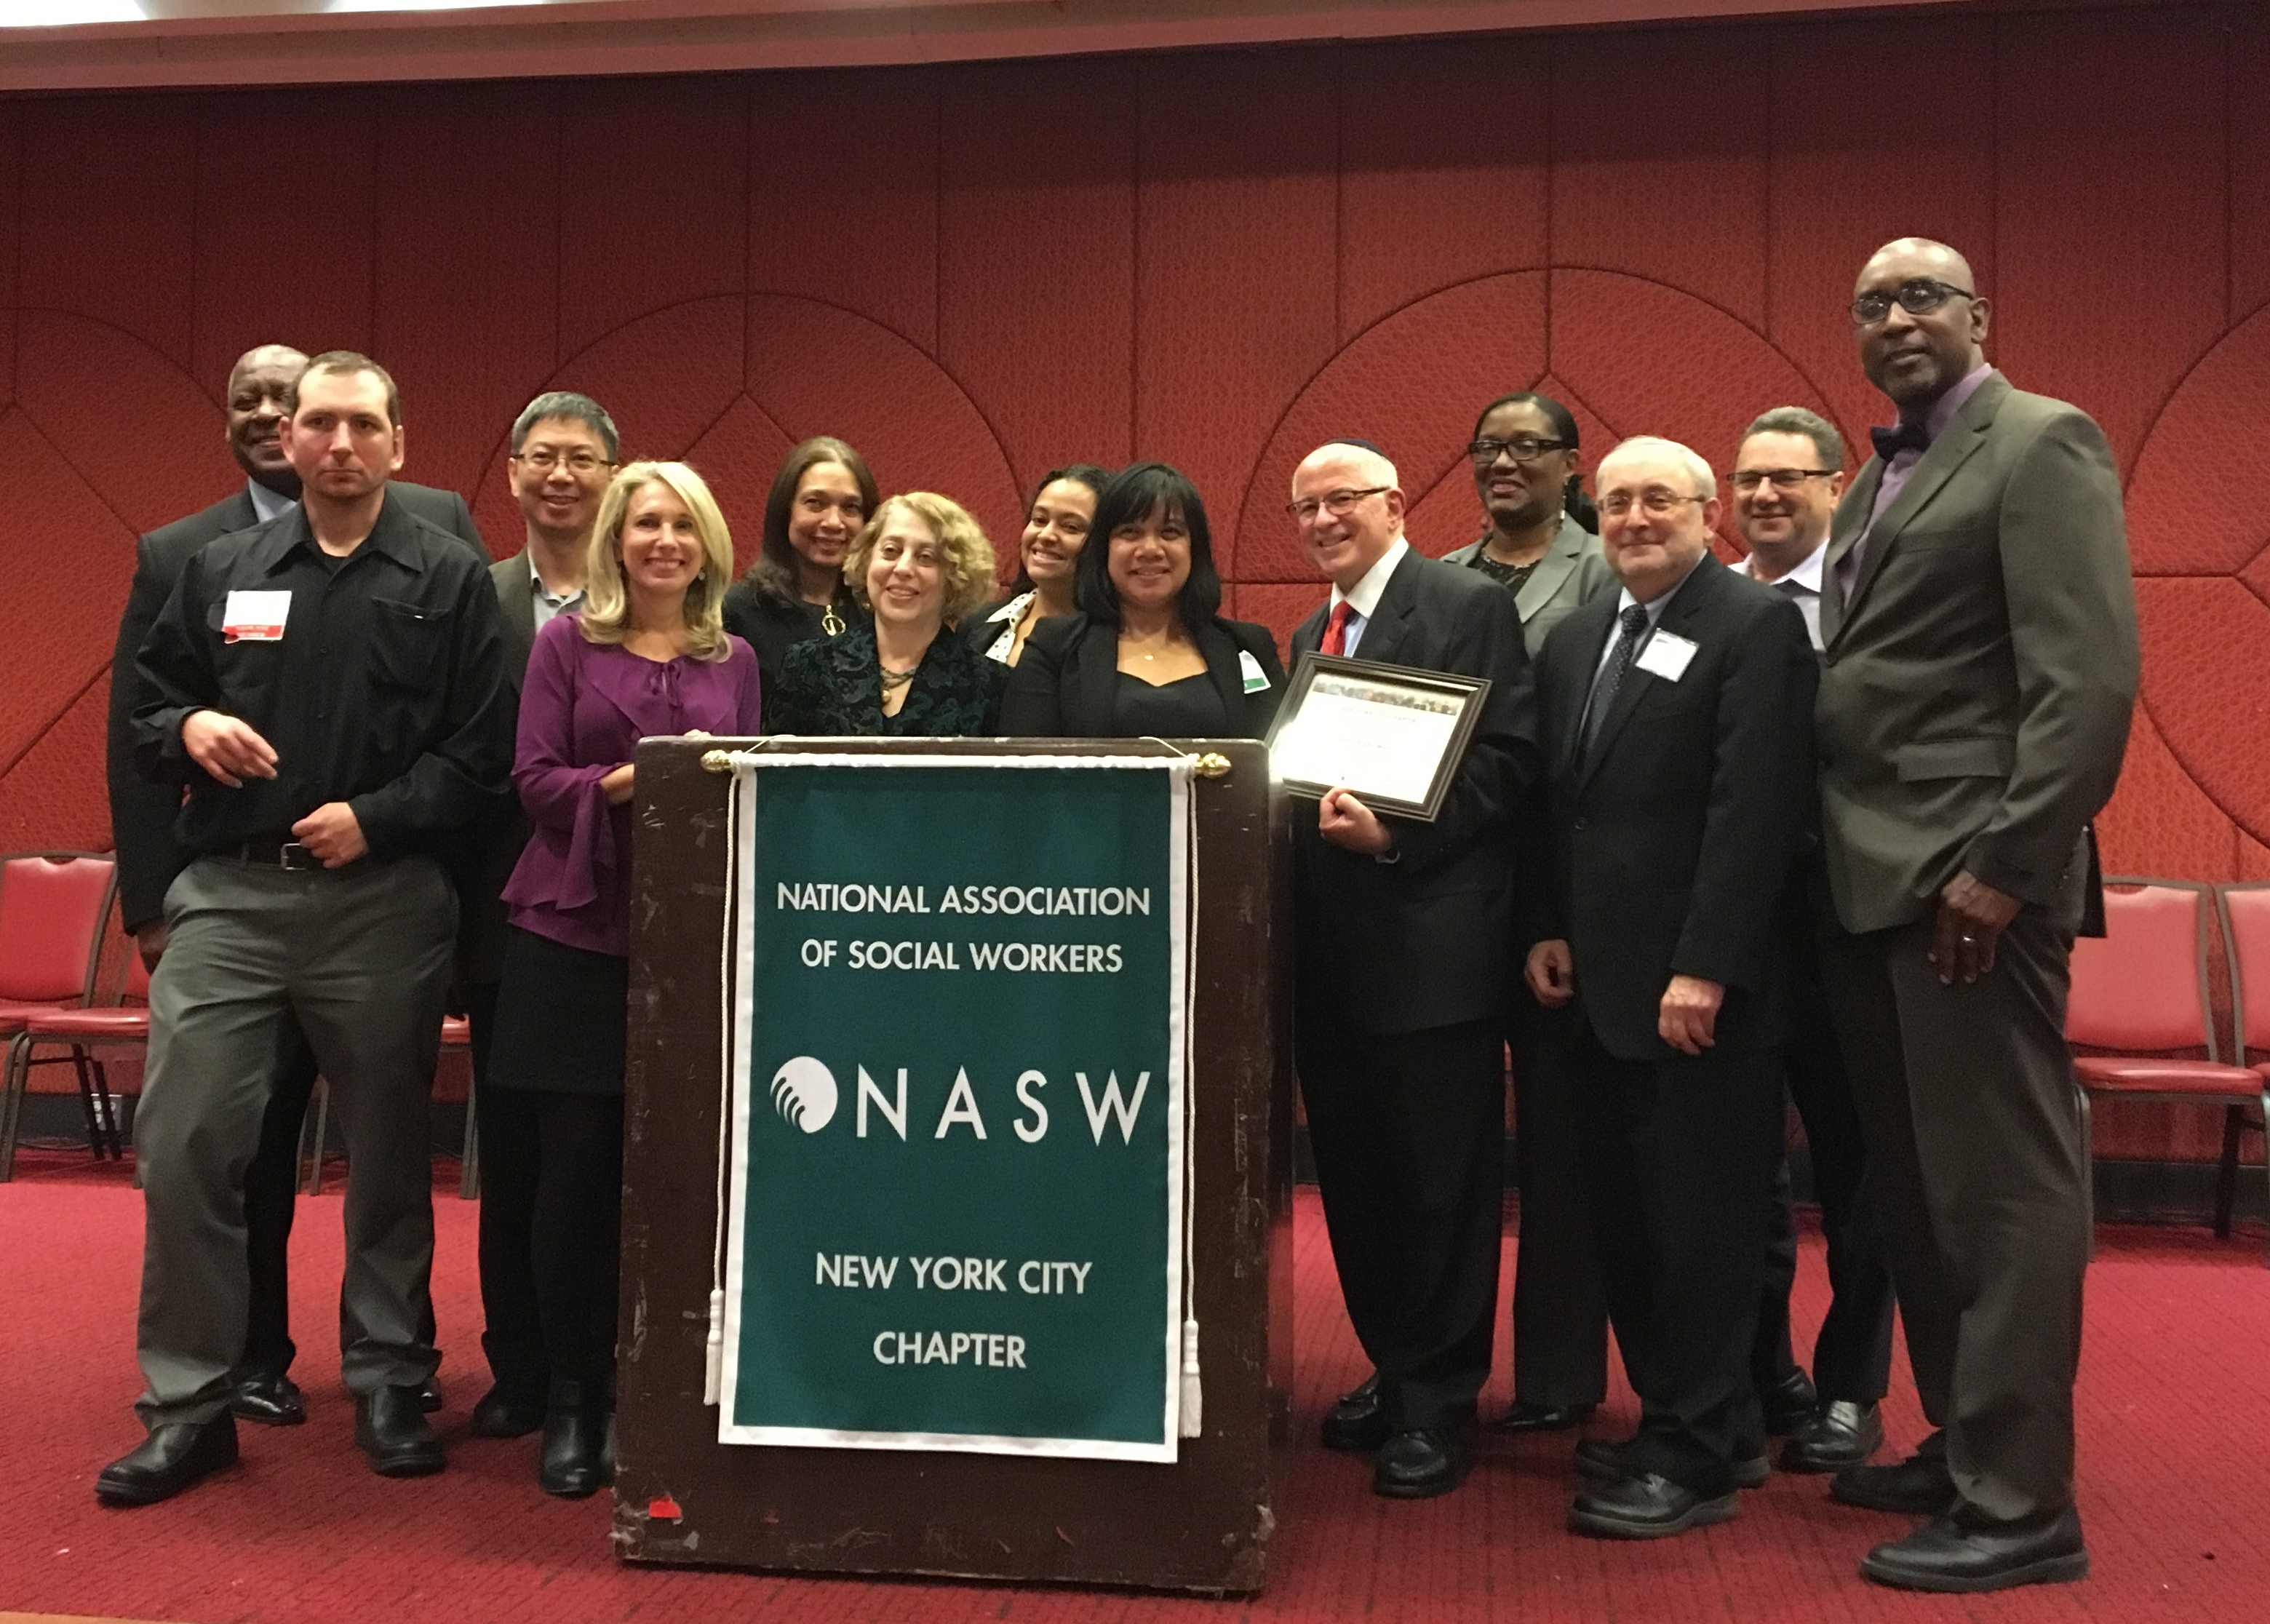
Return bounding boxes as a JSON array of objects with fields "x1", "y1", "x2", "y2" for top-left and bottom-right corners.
[
  {"x1": 222, "y1": 589, "x2": 291, "y2": 643},
  {"x1": 1238, "y1": 649, "x2": 1272, "y2": 694},
  {"x1": 1633, "y1": 629, "x2": 1697, "y2": 682}
]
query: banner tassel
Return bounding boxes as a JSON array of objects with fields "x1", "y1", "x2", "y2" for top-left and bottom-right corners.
[
  {"x1": 703, "y1": 1289, "x2": 727, "y2": 1406},
  {"x1": 1179, "y1": 1318, "x2": 1203, "y2": 1436}
]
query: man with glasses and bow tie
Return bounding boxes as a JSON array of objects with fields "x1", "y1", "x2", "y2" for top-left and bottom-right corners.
[
  {"x1": 1522, "y1": 436, "x2": 1817, "y2": 1540},
  {"x1": 1286, "y1": 438, "x2": 1538, "y2": 1500},
  {"x1": 1812, "y1": 239, "x2": 2136, "y2": 1592}
]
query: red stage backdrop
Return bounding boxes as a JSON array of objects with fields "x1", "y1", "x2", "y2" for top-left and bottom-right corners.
[{"x1": 1, "y1": 3, "x2": 2263, "y2": 1162}]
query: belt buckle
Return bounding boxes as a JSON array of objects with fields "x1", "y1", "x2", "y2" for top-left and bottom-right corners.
[{"x1": 279, "y1": 840, "x2": 322, "y2": 872}]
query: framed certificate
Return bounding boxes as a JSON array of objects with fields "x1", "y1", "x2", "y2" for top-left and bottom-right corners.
[{"x1": 1265, "y1": 653, "x2": 1492, "y2": 822}]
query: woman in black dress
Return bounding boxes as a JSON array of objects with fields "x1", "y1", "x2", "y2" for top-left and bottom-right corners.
[
  {"x1": 1000, "y1": 461, "x2": 1284, "y2": 740},
  {"x1": 720, "y1": 436, "x2": 878, "y2": 719},
  {"x1": 960, "y1": 463, "x2": 1109, "y2": 669},
  {"x1": 768, "y1": 493, "x2": 1007, "y2": 736}
]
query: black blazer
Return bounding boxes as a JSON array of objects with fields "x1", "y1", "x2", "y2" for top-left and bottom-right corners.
[
  {"x1": 1524, "y1": 554, "x2": 1817, "y2": 1061},
  {"x1": 1288, "y1": 547, "x2": 1540, "y2": 1037},
  {"x1": 105, "y1": 480, "x2": 484, "y2": 931},
  {"x1": 999, "y1": 613, "x2": 1286, "y2": 740}
]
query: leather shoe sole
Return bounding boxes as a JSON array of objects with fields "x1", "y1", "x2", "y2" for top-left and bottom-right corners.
[
  {"x1": 1569, "y1": 1475, "x2": 1740, "y2": 1539},
  {"x1": 230, "y1": 1373, "x2": 306, "y2": 1428},
  {"x1": 1861, "y1": 1510, "x2": 2089, "y2": 1593},
  {"x1": 1575, "y1": 1436, "x2": 1769, "y2": 1489},
  {"x1": 96, "y1": 1417, "x2": 239, "y2": 1506},
  {"x1": 1489, "y1": 1401, "x2": 1596, "y2": 1434}
]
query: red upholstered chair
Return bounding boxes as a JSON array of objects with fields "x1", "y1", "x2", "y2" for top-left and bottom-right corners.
[
  {"x1": 2211, "y1": 883, "x2": 2270, "y2": 1236},
  {"x1": 2066, "y1": 878, "x2": 2267, "y2": 1257},
  {"x1": 0, "y1": 851, "x2": 119, "y2": 1179},
  {"x1": 13, "y1": 942, "x2": 148, "y2": 1166}
]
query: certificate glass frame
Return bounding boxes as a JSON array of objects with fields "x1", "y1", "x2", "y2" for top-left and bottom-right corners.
[{"x1": 1264, "y1": 652, "x2": 1490, "y2": 823}]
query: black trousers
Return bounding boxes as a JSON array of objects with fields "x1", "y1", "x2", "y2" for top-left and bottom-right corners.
[
  {"x1": 1508, "y1": 1001, "x2": 1608, "y2": 1408},
  {"x1": 1819, "y1": 910, "x2": 2087, "y2": 1525},
  {"x1": 1299, "y1": 1015, "x2": 1505, "y2": 1430},
  {"x1": 465, "y1": 977, "x2": 550, "y2": 1396},
  {"x1": 1576, "y1": 1027, "x2": 1785, "y2": 1498},
  {"x1": 476, "y1": 1086, "x2": 624, "y2": 1385}
]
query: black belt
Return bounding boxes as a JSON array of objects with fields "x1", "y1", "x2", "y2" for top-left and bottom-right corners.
[{"x1": 218, "y1": 838, "x2": 328, "y2": 872}]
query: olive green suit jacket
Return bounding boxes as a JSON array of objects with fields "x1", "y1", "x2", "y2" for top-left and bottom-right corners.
[{"x1": 1815, "y1": 373, "x2": 2138, "y2": 936}]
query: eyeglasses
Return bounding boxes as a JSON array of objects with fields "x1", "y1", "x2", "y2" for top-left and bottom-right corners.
[
  {"x1": 1849, "y1": 278, "x2": 1975, "y2": 327},
  {"x1": 1597, "y1": 490, "x2": 1708, "y2": 519},
  {"x1": 1730, "y1": 469, "x2": 1836, "y2": 495},
  {"x1": 1467, "y1": 435, "x2": 1572, "y2": 466},
  {"x1": 512, "y1": 447, "x2": 616, "y2": 475},
  {"x1": 1286, "y1": 485, "x2": 1389, "y2": 524}
]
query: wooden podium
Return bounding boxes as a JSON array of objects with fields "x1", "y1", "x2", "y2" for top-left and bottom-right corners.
[{"x1": 611, "y1": 736, "x2": 1294, "y2": 1594}]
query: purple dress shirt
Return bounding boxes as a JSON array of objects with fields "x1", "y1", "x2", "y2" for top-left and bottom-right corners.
[
  {"x1": 501, "y1": 613, "x2": 762, "y2": 957},
  {"x1": 1836, "y1": 362, "x2": 1997, "y2": 599}
]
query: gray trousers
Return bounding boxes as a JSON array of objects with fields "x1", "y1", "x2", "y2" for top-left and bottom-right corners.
[
  {"x1": 1818, "y1": 909, "x2": 2087, "y2": 1525},
  {"x1": 134, "y1": 855, "x2": 456, "y2": 1428}
]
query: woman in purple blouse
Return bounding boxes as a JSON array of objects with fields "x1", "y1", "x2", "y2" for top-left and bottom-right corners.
[{"x1": 486, "y1": 461, "x2": 760, "y2": 1497}]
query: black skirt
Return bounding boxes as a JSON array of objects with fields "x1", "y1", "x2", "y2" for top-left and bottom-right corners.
[{"x1": 486, "y1": 926, "x2": 630, "y2": 1096}]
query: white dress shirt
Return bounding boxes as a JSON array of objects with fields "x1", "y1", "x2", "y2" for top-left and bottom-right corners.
[{"x1": 1326, "y1": 536, "x2": 1410, "y2": 658}]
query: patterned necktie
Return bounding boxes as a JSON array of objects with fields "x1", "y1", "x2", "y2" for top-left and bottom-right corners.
[
  {"x1": 1580, "y1": 604, "x2": 1653, "y2": 756},
  {"x1": 1321, "y1": 600, "x2": 1354, "y2": 657}
]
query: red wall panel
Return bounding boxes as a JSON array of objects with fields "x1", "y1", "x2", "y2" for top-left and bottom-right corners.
[{"x1": 7, "y1": 4, "x2": 2265, "y2": 1165}]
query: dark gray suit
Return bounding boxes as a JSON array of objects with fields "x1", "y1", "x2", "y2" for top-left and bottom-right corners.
[
  {"x1": 1815, "y1": 373, "x2": 2138, "y2": 1524},
  {"x1": 102, "y1": 479, "x2": 482, "y2": 1385}
]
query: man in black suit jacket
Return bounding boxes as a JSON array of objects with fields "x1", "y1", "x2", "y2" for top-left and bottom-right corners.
[
  {"x1": 1524, "y1": 436, "x2": 1817, "y2": 1539},
  {"x1": 103, "y1": 343, "x2": 484, "y2": 1428},
  {"x1": 465, "y1": 390, "x2": 618, "y2": 1439},
  {"x1": 1287, "y1": 439, "x2": 1539, "y2": 1499}
]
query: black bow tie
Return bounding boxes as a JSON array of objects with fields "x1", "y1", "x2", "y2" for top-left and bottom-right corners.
[{"x1": 1870, "y1": 421, "x2": 1930, "y2": 463}]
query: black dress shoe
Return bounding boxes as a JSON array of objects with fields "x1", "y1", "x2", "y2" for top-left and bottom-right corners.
[
  {"x1": 1756, "y1": 1367, "x2": 1819, "y2": 1436},
  {"x1": 356, "y1": 1385, "x2": 445, "y2": 1477},
  {"x1": 1861, "y1": 1507, "x2": 2088, "y2": 1592},
  {"x1": 538, "y1": 1378, "x2": 613, "y2": 1499},
  {"x1": 471, "y1": 1382, "x2": 547, "y2": 1438},
  {"x1": 1372, "y1": 1425, "x2": 1473, "y2": 1499},
  {"x1": 1575, "y1": 1436, "x2": 1769, "y2": 1489},
  {"x1": 96, "y1": 1416, "x2": 239, "y2": 1505},
  {"x1": 419, "y1": 1375, "x2": 445, "y2": 1413},
  {"x1": 1321, "y1": 1373, "x2": 1390, "y2": 1453},
  {"x1": 230, "y1": 1369, "x2": 306, "y2": 1427},
  {"x1": 1783, "y1": 1401, "x2": 1884, "y2": 1473},
  {"x1": 1489, "y1": 1399, "x2": 1595, "y2": 1434},
  {"x1": 1832, "y1": 1446, "x2": 1956, "y2": 1515},
  {"x1": 1569, "y1": 1472, "x2": 1739, "y2": 1539}
]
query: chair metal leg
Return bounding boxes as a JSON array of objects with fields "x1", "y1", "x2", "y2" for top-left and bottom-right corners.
[
  {"x1": 2215, "y1": 1103, "x2": 2243, "y2": 1240},
  {"x1": 68, "y1": 1045, "x2": 105, "y2": 1159},
  {"x1": 458, "y1": 1072, "x2": 480, "y2": 1202},
  {"x1": 302, "y1": 1077, "x2": 330, "y2": 1197},
  {"x1": 0, "y1": 1033, "x2": 28, "y2": 1182},
  {"x1": 87, "y1": 1054, "x2": 122, "y2": 1159},
  {"x1": 2076, "y1": 1082, "x2": 2096, "y2": 1260}
]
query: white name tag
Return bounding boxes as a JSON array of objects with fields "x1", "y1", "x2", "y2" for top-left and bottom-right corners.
[
  {"x1": 1238, "y1": 649, "x2": 1271, "y2": 694},
  {"x1": 1633, "y1": 629, "x2": 1697, "y2": 682},
  {"x1": 222, "y1": 589, "x2": 291, "y2": 642}
]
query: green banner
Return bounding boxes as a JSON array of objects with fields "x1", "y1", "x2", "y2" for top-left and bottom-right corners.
[{"x1": 717, "y1": 757, "x2": 1190, "y2": 1460}]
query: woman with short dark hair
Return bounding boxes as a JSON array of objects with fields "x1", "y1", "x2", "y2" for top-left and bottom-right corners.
[
  {"x1": 1443, "y1": 391, "x2": 1611, "y2": 651},
  {"x1": 720, "y1": 437, "x2": 878, "y2": 717},
  {"x1": 1000, "y1": 461, "x2": 1284, "y2": 739},
  {"x1": 961, "y1": 463, "x2": 1110, "y2": 668}
]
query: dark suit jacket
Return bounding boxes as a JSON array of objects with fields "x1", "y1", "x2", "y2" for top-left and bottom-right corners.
[
  {"x1": 1525, "y1": 554, "x2": 1817, "y2": 1061},
  {"x1": 105, "y1": 480, "x2": 483, "y2": 931},
  {"x1": 451, "y1": 549, "x2": 552, "y2": 984},
  {"x1": 1815, "y1": 374, "x2": 2138, "y2": 936},
  {"x1": 1289, "y1": 546, "x2": 1540, "y2": 1038},
  {"x1": 999, "y1": 612, "x2": 1286, "y2": 740}
]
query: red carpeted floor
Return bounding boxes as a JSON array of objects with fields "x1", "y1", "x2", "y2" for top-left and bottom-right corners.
[{"x1": 2, "y1": 1148, "x2": 2267, "y2": 1624}]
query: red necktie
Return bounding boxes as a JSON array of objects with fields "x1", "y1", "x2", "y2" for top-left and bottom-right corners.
[{"x1": 1322, "y1": 600, "x2": 1353, "y2": 657}]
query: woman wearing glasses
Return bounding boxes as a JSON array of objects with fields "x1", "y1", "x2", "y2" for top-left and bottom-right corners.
[
  {"x1": 1444, "y1": 392, "x2": 1612, "y2": 650},
  {"x1": 721, "y1": 437, "x2": 878, "y2": 724},
  {"x1": 1000, "y1": 461, "x2": 1284, "y2": 740}
]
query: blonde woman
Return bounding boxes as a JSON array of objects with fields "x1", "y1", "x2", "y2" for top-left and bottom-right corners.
[
  {"x1": 768, "y1": 492, "x2": 1005, "y2": 736},
  {"x1": 487, "y1": 461, "x2": 760, "y2": 1497}
]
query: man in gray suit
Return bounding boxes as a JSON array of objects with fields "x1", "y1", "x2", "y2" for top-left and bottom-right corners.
[
  {"x1": 1812, "y1": 239, "x2": 2138, "y2": 1592},
  {"x1": 465, "y1": 391, "x2": 618, "y2": 1438},
  {"x1": 104, "y1": 343, "x2": 483, "y2": 1429}
]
